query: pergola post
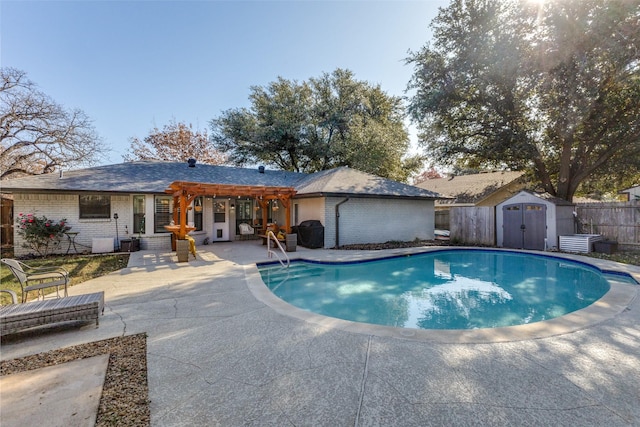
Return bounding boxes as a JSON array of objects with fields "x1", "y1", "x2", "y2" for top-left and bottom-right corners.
[
  {"x1": 164, "y1": 181, "x2": 296, "y2": 246},
  {"x1": 279, "y1": 197, "x2": 291, "y2": 233},
  {"x1": 259, "y1": 199, "x2": 269, "y2": 232}
]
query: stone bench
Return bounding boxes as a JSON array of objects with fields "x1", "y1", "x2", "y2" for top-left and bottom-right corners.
[{"x1": 0, "y1": 292, "x2": 104, "y2": 336}]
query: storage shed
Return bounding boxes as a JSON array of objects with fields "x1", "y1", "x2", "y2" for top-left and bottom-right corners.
[{"x1": 496, "y1": 191, "x2": 575, "y2": 251}]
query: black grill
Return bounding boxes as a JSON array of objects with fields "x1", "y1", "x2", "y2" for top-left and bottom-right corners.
[{"x1": 292, "y1": 220, "x2": 324, "y2": 249}]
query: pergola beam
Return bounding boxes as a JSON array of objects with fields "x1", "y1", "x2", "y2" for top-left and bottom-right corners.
[{"x1": 163, "y1": 181, "x2": 297, "y2": 240}]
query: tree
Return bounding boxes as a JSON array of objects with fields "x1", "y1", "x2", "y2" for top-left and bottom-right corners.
[
  {"x1": 0, "y1": 68, "x2": 106, "y2": 180},
  {"x1": 123, "y1": 120, "x2": 227, "y2": 165},
  {"x1": 210, "y1": 69, "x2": 422, "y2": 182},
  {"x1": 413, "y1": 167, "x2": 443, "y2": 184},
  {"x1": 406, "y1": 0, "x2": 640, "y2": 201}
]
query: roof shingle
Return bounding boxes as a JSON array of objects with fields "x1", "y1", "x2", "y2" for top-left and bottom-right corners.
[
  {"x1": 416, "y1": 171, "x2": 524, "y2": 203},
  {"x1": 1, "y1": 162, "x2": 442, "y2": 199}
]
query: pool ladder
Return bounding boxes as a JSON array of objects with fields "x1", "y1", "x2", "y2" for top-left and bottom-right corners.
[{"x1": 266, "y1": 230, "x2": 290, "y2": 268}]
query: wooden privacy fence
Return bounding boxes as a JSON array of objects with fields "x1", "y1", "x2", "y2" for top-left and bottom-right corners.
[
  {"x1": 576, "y1": 201, "x2": 640, "y2": 249},
  {"x1": 450, "y1": 207, "x2": 495, "y2": 245},
  {"x1": 435, "y1": 210, "x2": 450, "y2": 230},
  {"x1": 444, "y1": 201, "x2": 639, "y2": 250}
]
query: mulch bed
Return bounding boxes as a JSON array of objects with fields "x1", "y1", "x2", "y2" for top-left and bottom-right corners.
[
  {"x1": 336, "y1": 239, "x2": 452, "y2": 250},
  {"x1": 1, "y1": 333, "x2": 149, "y2": 426}
]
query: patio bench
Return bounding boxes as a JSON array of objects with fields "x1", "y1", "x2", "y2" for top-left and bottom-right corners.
[
  {"x1": 258, "y1": 234, "x2": 285, "y2": 246},
  {"x1": 0, "y1": 291, "x2": 104, "y2": 336}
]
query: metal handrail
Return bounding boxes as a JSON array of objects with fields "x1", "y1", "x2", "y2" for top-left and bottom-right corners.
[
  {"x1": 269, "y1": 268, "x2": 291, "y2": 293},
  {"x1": 266, "y1": 230, "x2": 290, "y2": 268}
]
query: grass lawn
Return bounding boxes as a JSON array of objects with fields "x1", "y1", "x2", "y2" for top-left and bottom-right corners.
[{"x1": 0, "y1": 254, "x2": 130, "y2": 304}]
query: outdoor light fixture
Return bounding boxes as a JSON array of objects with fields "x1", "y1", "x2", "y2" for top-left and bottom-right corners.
[
  {"x1": 113, "y1": 213, "x2": 120, "y2": 251},
  {"x1": 272, "y1": 200, "x2": 279, "y2": 212}
]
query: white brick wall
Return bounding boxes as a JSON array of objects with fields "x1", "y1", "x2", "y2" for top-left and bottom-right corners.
[
  {"x1": 142, "y1": 234, "x2": 172, "y2": 251},
  {"x1": 12, "y1": 193, "x2": 173, "y2": 256},
  {"x1": 323, "y1": 197, "x2": 435, "y2": 248},
  {"x1": 11, "y1": 192, "x2": 436, "y2": 255},
  {"x1": 293, "y1": 198, "x2": 326, "y2": 227}
]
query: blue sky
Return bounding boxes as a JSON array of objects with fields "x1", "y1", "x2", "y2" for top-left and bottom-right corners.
[{"x1": 2, "y1": 0, "x2": 448, "y2": 166}]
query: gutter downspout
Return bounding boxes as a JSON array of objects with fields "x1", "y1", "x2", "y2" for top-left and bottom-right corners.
[{"x1": 335, "y1": 197, "x2": 350, "y2": 248}]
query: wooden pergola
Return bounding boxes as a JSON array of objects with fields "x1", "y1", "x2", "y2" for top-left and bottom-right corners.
[{"x1": 164, "y1": 181, "x2": 297, "y2": 240}]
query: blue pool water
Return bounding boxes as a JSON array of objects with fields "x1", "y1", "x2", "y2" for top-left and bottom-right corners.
[{"x1": 258, "y1": 250, "x2": 625, "y2": 330}]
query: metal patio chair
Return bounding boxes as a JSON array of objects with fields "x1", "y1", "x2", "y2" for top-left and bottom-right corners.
[{"x1": 1, "y1": 258, "x2": 69, "y2": 303}]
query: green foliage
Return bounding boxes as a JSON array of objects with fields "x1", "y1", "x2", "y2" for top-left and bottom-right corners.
[
  {"x1": 407, "y1": 0, "x2": 640, "y2": 201},
  {"x1": 210, "y1": 68, "x2": 420, "y2": 182},
  {"x1": 16, "y1": 213, "x2": 71, "y2": 257}
]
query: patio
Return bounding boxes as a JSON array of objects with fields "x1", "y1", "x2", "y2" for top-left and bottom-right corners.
[{"x1": 1, "y1": 241, "x2": 639, "y2": 426}]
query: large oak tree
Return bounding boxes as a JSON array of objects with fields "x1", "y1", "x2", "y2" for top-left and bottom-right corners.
[
  {"x1": 1, "y1": 67, "x2": 105, "y2": 179},
  {"x1": 210, "y1": 69, "x2": 422, "y2": 182},
  {"x1": 407, "y1": 0, "x2": 640, "y2": 201}
]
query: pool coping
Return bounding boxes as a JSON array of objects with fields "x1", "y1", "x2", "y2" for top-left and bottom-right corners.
[{"x1": 245, "y1": 247, "x2": 639, "y2": 344}]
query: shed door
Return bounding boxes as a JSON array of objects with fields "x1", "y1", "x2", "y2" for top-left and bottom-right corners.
[
  {"x1": 502, "y1": 203, "x2": 546, "y2": 250},
  {"x1": 523, "y1": 204, "x2": 546, "y2": 250},
  {"x1": 503, "y1": 204, "x2": 523, "y2": 249}
]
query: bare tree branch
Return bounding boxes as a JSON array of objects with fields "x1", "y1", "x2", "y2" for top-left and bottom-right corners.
[
  {"x1": 123, "y1": 119, "x2": 227, "y2": 165},
  {"x1": 0, "y1": 67, "x2": 107, "y2": 179}
]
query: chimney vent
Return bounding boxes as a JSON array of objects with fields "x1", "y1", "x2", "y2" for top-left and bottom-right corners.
[
  {"x1": 187, "y1": 158, "x2": 196, "y2": 168},
  {"x1": 258, "y1": 165, "x2": 265, "y2": 174}
]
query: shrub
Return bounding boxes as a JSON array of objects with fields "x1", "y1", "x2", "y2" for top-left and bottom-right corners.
[{"x1": 16, "y1": 213, "x2": 71, "y2": 257}]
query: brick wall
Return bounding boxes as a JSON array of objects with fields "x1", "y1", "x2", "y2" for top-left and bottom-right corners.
[
  {"x1": 12, "y1": 193, "x2": 173, "y2": 256},
  {"x1": 293, "y1": 198, "x2": 326, "y2": 226},
  {"x1": 324, "y1": 197, "x2": 435, "y2": 248},
  {"x1": 10, "y1": 192, "x2": 436, "y2": 254}
]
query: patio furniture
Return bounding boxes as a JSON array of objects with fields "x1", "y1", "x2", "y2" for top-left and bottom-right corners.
[
  {"x1": 1, "y1": 289, "x2": 18, "y2": 305},
  {"x1": 238, "y1": 223, "x2": 255, "y2": 240},
  {"x1": 64, "y1": 231, "x2": 80, "y2": 254},
  {"x1": 1, "y1": 258, "x2": 69, "y2": 303},
  {"x1": 0, "y1": 291, "x2": 104, "y2": 336},
  {"x1": 258, "y1": 233, "x2": 285, "y2": 246}
]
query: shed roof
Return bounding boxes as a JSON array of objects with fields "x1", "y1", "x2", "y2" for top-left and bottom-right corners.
[
  {"x1": 416, "y1": 171, "x2": 524, "y2": 204},
  {"x1": 500, "y1": 190, "x2": 575, "y2": 206}
]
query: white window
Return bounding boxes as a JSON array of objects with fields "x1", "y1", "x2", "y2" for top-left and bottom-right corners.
[{"x1": 154, "y1": 196, "x2": 173, "y2": 233}]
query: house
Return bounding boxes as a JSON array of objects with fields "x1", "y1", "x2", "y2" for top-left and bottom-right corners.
[
  {"x1": 0, "y1": 161, "x2": 441, "y2": 256},
  {"x1": 619, "y1": 185, "x2": 640, "y2": 201},
  {"x1": 415, "y1": 171, "x2": 526, "y2": 208},
  {"x1": 415, "y1": 171, "x2": 526, "y2": 229}
]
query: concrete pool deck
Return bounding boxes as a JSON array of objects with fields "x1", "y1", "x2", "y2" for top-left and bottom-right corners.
[{"x1": 1, "y1": 242, "x2": 639, "y2": 426}]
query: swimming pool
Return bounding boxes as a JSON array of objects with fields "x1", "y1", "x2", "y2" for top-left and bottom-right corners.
[{"x1": 258, "y1": 249, "x2": 630, "y2": 330}]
